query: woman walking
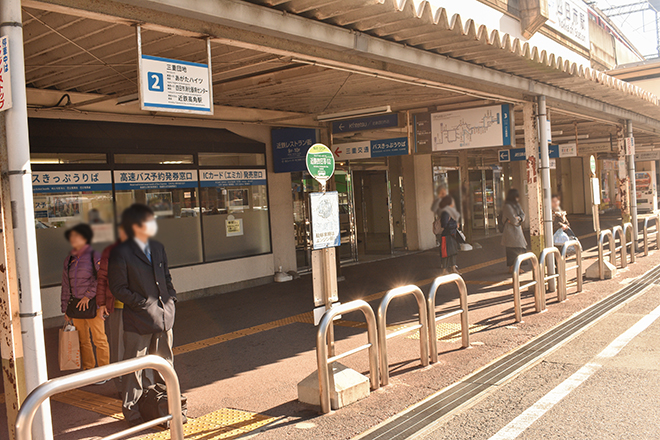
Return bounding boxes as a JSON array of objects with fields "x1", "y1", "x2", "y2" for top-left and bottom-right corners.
[
  {"x1": 501, "y1": 189, "x2": 527, "y2": 273},
  {"x1": 437, "y1": 195, "x2": 460, "y2": 274},
  {"x1": 61, "y1": 223, "x2": 110, "y2": 374}
]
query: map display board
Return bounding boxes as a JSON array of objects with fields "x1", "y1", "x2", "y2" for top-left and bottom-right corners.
[{"x1": 431, "y1": 104, "x2": 512, "y2": 152}]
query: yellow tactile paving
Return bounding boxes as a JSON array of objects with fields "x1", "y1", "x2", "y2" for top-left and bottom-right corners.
[
  {"x1": 407, "y1": 322, "x2": 489, "y2": 343},
  {"x1": 139, "y1": 408, "x2": 277, "y2": 440},
  {"x1": 52, "y1": 389, "x2": 124, "y2": 420}
]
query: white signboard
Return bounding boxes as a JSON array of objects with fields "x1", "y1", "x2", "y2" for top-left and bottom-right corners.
[
  {"x1": 431, "y1": 104, "x2": 513, "y2": 151},
  {"x1": 114, "y1": 170, "x2": 198, "y2": 190},
  {"x1": 578, "y1": 143, "x2": 612, "y2": 155},
  {"x1": 547, "y1": 0, "x2": 590, "y2": 49},
  {"x1": 32, "y1": 170, "x2": 112, "y2": 193},
  {"x1": 625, "y1": 137, "x2": 635, "y2": 156},
  {"x1": 635, "y1": 151, "x2": 660, "y2": 161},
  {"x1": 591, "y1": 177, "x2": 601, "y2": 205},
  {"x1": 0, "y1": 36, "x2": 12, "y2": 112},
  {"x1": 140, "y1": 55, "x2": 213, "y2": 114},
  {"x1": 309, "y1": 191, "x2": 341, "y2": 250},
  {"x1": 559, "y1": 143, "x2": 577, "y2": 157}
]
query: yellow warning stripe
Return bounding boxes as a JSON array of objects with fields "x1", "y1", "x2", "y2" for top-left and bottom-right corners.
[{"x1": 52, "y1": 389, "x2": 124, "y2": 420}]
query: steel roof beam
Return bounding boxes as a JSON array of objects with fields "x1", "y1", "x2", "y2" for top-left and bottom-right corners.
[{"x1": 24, "y1": 0, "x2": 660, "y2": 133}]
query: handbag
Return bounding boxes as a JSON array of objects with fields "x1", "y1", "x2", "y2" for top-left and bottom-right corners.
[
  {"x1": 440, "y1": 235, "x2": 459, "y2": 258},
  {"x1": 432, "y1": 217, "x2": 443, "y2": 235},
  {"x1": 59, "y1": 322, "x2": 80, "y2": 371},
  {"x1": 65, "y1": 252, "x2": 98, "y2": 320}
]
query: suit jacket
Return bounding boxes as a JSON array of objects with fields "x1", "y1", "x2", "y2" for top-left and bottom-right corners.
[{"x1": 108, "y1": 239, "x2": 177, "y2": 335}]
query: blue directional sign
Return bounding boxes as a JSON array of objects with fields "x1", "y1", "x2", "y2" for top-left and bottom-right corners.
[
  {"x1": 271, "y1": 128, "x2": 317, "y2": 173},
  {"x1": 332, "y1": 114, "x2": 398, "y2": 134},
  {"x1": 499, "y1": 145, "x2": 559, "y2": 163},
  {"x1": 498, "y1": 149, "x2": 510, "y2": 162},
  {"x1": 548, "y1": 144, "x2": 559, "y2": 159}
]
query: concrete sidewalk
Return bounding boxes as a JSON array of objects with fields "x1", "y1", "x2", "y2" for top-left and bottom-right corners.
[{"x1": 0, "y1": 213, "x2": 651, "y2": 439}]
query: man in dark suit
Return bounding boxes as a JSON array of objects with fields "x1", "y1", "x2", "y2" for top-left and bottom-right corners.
[{"x1": 109, "y1": 203, "x2": 177, "y2": 425}]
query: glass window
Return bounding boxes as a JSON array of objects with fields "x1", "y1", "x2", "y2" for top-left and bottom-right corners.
[
  {"x1": 114, "y1": 154, "x2": 194, "y2": 164},
  {"x1": 199, "y1": 169, "x2": 271, "y2": 261},
  {"x1": 32, "y1": 171, "x2": 115, "y2": 286},
  {"x1": 31, "y1": 153, "x2": 107, "y2": 164},
  {"x1": 199, "y1": 153, "x2": 265, "y2": 167},
  {"x1": 114, "y1": 170, "x2": 203, "y2": 267}
]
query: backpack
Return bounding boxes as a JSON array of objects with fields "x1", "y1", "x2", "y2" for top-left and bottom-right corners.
[
  {"x1": 139, "y1": 383, "x2": 188, "y2": 428},
  {"x1": 497, "y1": 212, "x2": 505, "y2": 233}
]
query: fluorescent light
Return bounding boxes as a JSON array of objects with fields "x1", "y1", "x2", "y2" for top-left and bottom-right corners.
[
  {"x1": 116, "y1": 94, "x2": 138, "y2": 106},
  {"x1": 317, "y1": 105, "x2": 392, "y2": 122}
]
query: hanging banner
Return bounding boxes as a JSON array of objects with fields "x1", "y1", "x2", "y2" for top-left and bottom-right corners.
[
  {"x1": 332, "y1": 137, "x2": 408, "y2": 161},
  {"x1": 32, "y1": 171, "x2": 112, "y2": 193},
  {"x1": 200, "y1": 169, "x2": 267, "y2": 187},
  {"x1": 114, "y1": 170, "x2": 198, "y2": 190},
  {"x1": 431, "y1": 104, "x2": 512, "y2": 151},
  {"x1": 0, "y1": 36, "x2": 12, "y2": 112},
  {"x1": 271, "y1": 128, "x2": 317, "y2": 173}
]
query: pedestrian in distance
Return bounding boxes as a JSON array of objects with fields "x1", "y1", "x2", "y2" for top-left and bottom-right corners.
[
  {"x1": 96, "y1": 224, "x2": 129, "y2": 396},
  {"x1": 501, "y1": 189, "x2": 527, "y2": 274},
  {"x1": 437, "y1": 195, "x2": 461, "y2": 275},
  {"x1": 61, "y1": 223, "x2": 110, "y2": 375},
  {"x1": 109, "y1": 204, "x2": 178, "y2": 426}
]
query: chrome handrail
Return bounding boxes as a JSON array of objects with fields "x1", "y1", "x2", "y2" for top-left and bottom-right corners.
[
  {"x1": 512, "y1": 252, "x2": 541, "y2": 323},
  {"x1": 317, "y1": 300, "x2": 379, "y2": 414},
  {"x1": 539, "y1": 247, "x2": 566, "y2": 305},
  {"x1": 16, "y1": 355, "x2": 183, "y2": 440},
  {"x1": 377, "y1": 285, "x2": 429, "y2": 386},
  {"x1": 612, "y1": 225, "x2": 626, "y2": 268},
  {"x1": 427, "y1": 274, "x2": 470, "y2": 364},
  {"x1": 598, "y1": 229, "x2": 615, "y2": 280},
  {"x1": 561, "y1": 240, "x2": 583, "y2": 296},
  {"x1": 622, "y1": 222, "x2": 635, "y2": 264}
]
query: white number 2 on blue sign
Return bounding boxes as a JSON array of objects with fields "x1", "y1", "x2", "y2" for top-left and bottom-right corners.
[{"x1": 148, "y1": 72, "x2": 164, "y2": 92}]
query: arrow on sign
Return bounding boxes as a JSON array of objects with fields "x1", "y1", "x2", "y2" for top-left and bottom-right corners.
[
  {"x1": 499, "y1": 150, "x2": 510, "y2": 162},
  {"x1": 333, "y1": 148, "x2": 342, "y2": 158},
  {"x1": 338, "y1": 124, "x2": 345, "y2": 131}
]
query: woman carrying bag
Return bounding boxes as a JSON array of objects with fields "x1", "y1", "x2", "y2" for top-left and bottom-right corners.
[
  {"x1": 437, "y1": 196, "x2": 461, "y2": 274},
  {"x1": 61, "y1": 223, "x2": 110, "y2": 374},
  {"x1": 501, "y1": 189, "x2": 527, "y2": 273}
]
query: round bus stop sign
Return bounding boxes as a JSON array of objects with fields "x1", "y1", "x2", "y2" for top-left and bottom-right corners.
[{"x1": 306, "y1": 143, "x2": 335, "y2": 185}]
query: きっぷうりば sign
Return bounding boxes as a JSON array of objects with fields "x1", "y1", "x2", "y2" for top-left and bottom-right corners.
[
  {"x1": 113, "y1": 170, "x2": 198, "y2": 190},
  {"x1": 0, "y1": 36, "x2": 12, "y2": 112},
  {"x1": 200, "y1": 169, "x2": 267, "y2": 187},
  {"x1": 140, "y1": 55, "x2": 213, "y2": 114},
  {"x1": 32, "y1": 171, "x2": 112, "y2": 193}
]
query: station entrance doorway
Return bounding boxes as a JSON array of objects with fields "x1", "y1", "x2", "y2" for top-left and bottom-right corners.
[{"x1": 292, "y1": 158, "x2": 404, "y2": 271}]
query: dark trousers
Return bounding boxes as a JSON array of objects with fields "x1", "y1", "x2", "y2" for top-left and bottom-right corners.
[
  {"x1": 122, "y1": 329, "x2": 174, "y2": 424},
  {"x1": 107, "y1": 309, "x2": 124, "y2": 394}
]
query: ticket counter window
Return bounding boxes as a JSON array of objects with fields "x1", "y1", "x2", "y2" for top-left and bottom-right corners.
[
  {"x1": 199, "y1": 169, "x2": 271, "y2": 261},
  {"x1": 114, "y1": 170, "x2": 203, "y2": 267},
  {"x1": 32, "y1": 171, "x2": 115, "y2": 286}
]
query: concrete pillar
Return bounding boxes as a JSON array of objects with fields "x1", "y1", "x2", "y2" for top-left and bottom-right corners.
[
  {"x1": 405, "y1": 154, "x2": 436, "y2": 251},
  {"x1": 617, "y1": 125, "x2": 631, "y2": 223},
  {"x1": 522, "y1": 101, "x2": 543, "y2": 256}
]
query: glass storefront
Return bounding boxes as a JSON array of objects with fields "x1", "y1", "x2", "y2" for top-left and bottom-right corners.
[{"x1": 30, "y1": 119, "x2": 271, "y2": 287}]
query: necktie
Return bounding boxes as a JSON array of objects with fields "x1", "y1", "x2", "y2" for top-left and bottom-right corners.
[{"x1": 145, "y1": 244, "x2": 152, "y2": 263}]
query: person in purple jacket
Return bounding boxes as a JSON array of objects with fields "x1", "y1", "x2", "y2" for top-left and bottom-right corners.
[{"x1": 61, "y1": 223, "x2": 110, "y2": 373}]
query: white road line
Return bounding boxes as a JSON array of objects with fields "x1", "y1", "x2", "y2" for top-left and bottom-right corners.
[{"x1": 488, "y1": 302, "x2": 660, "y2": 440}]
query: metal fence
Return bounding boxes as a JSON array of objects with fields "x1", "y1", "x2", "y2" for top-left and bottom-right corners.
[
  {"x1": 377, "y1": 285, "x2": 429, "y2": 386},
  {"x1": 561, "y1": 240, "x2": 583, "y2": 296},
  {"x1": 16, "y1": 355, "x2": 184, "y2": 440},
  {"x1": 316, "y1": 300, "x2": 379, "y2": 414},
  {"x1": 539, "y1": 247, "x2": 565, "y2": 306},
  {"x1": 427, "y1": 274, "x2": 470, "y2": 363},
  {"x1": 512, "y1": 252, "x2": 541, "y2": 322}
]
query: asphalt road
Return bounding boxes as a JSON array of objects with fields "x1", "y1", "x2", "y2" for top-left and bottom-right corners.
[{"x1": 419, "y1": 281, "x2": 660, "y2": 440}]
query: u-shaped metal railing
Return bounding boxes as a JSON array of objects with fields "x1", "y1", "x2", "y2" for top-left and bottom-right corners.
[
  {"x1": 317, "y1": 300, "x2": 379, "y2": 414},
  {"x1": 622, "y1": 222, "x2": 635, "y2": 264},
  {"x1": 512, "y1": 252, "x2": 541, "y2": 322},
  {"x1": 539, "y1": 247, "x2": 565, "y2": 306},
  {"x1": 612, "y1": 225, "x2": 627, "y2": 268},
  {"x1": 561, "y1": 240, "x2": 583, "y2": 295},
  {"x1": 377, "y1": 286, "x2": 429, "y2": 386},
  {"x1": 644, "y1": 215, "x2": 659, "y2": 256},
  {"x1": 598, "y1": 229, "x2": 615, "y2": 280},
  {"x1": 16, "y1": 355, "x2": 184, "y2": 440},
  {"x1": 427, "y1": 274, "x2": 470, "y2": 363}
]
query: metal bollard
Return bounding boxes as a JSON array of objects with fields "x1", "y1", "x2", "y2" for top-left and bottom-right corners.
[
  {"x1": 539, "y1": 247, "x2": 566, "y2": 304},
  {"x1": 377, "y1": 285, "x2": 429, "y2": 386},
  {"x1": 598, "y1": 229, "x2": 615, "y2": 280},
  {"x1": 644, "y1": 215, "x2": 659, "y2": 256},
  {"x1": 612, "y1": 225, "x2": 626, "y2": 268},
  {"x1": 316, "y1": 300, "x2": 379, "y2": 414},
  {"x1": 561, "y1": 240, "x2": 583, "y2": 295},
  {"x1": 623, "y1": 222, "x2": 635, "y2": 264},
  {"x1": 427, "y1": 274, "x2": 470, "y2": 363},
  {"x1": 512, "y1": 252, "x2": 541, "y2": 323}
]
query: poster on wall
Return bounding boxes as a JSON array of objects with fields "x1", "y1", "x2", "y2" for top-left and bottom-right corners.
[
  {"x1": 546, "y1": 0, "x2": 590, "y2": 49},
  {"x1": 48, "y1": 196, "x2": 82, "y2": 222},
  {"x1": 309, "y1": 191, "x2": 341, "y2": 250},
  {"x1": 226, "y1": 216, "x2": 244, "y2": 237},
  {"x1": 431, "y1": 104, "x2": 512, "y2": 151}
]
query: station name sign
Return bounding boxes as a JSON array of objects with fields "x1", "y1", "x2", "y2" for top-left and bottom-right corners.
[{"x1": 546, "y1": 0, "x2": 590, "y2": 49}]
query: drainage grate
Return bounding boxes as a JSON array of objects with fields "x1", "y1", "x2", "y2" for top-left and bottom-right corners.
[{"x1": 357, "y1": 264, "x2": 660, "y2": 440}]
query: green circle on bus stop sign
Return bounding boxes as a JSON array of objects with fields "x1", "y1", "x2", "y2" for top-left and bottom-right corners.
[
  {"x1": 306, "y1": 143, "x2": 335, "y2": 183},
  {"x1": 590, "y1": 155, "x2": 596, "y2": 174}
]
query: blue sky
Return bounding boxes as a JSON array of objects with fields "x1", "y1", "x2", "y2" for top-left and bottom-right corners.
[{"x1": 594, "y1": 0, "x2": 659, "y2": 57}]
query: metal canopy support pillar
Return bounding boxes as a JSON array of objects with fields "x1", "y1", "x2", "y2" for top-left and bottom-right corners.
[
  {"x1": 627, "y1": 120, "x2": 638, "y2": 251},
  {"x1": 538, "y1": 96, "x2": 555, "y2": 291},
  {"x1": 0, "y1": 1, "x2": 53, "y2": 439},
  {"x1": 523, "y1": 101, "x2": 543, "y2": 257}
]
